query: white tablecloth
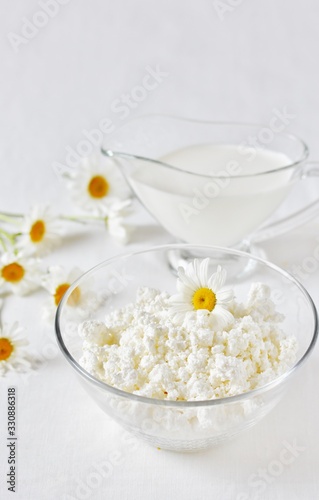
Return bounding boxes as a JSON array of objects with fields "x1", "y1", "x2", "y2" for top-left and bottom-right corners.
[{"x1": 0, "y1": 1, "x2": 319, "y2": 499}]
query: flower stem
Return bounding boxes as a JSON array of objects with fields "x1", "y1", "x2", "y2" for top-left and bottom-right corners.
[
  {"x1": 0, "y1": 228, "x2": 16, "y2": 245},
  {"x1": 60, "y1": 215, "x2": 108, "y2": 225},
  {"x1": 0, "y1": 213, "x2": 23, "y2": 225},
  {"x1": 0, "y1": 234, "x2": 7, "y2": 252}
]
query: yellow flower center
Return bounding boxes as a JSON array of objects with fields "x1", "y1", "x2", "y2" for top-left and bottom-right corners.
[
  {"x1": 88, "y1": 175, "x2": 109, "y2": 198},
  {"x1": 1, "y1": 263, "x2": 25, "y2": 283},
  {"x1": 54, "y1": 283, "x2": 81, "y2": 307},
  {"x1": 30, "y1": 220, "x2": 46, "y2": 243},
  {"x1": 192, "y1": 287, "x2": 216, "y2": 311},
  {"x1": 0, "y1": 338, "x2": 14, "y2": 361}
]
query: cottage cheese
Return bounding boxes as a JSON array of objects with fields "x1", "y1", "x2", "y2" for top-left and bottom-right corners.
[{"x1": 79, "y1": 283, "x2": 297, "y2": 401}]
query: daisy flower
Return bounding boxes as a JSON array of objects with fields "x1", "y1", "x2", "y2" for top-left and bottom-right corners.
[
  {"x1": 16, "y1": 205, "x2": 62, "y2": 256},
  {"x1": 169, "y1": 259, "x2": 234, "y2": 328},
  {"x1": 106, "y1": 199, "x2": 134, "y2": 245},
  {"x1": 42, "y1": 266, "x2": 99, "y2": 321},
  {"x1": 0, "y1": 322, "x2": 33, "y2": 376},
  {"x1": 66, "y1": 151, "x2": 131, "y2": 215},
  {"x1": 0, "y1": 252, "x2": 40, "y2": 296}
]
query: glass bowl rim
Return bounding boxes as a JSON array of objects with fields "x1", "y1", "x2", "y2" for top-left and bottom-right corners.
[
  {"x1": 101, "y1": 114, "x2": 309, "y2": 179},
  {"x1": 55, "y1": 243, "x2": 318, "y2": 408}
]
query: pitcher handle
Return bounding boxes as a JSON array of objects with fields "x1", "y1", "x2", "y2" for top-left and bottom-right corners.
[{"x1": 251, "y1": 162, "x2": 319, "y2": 243}]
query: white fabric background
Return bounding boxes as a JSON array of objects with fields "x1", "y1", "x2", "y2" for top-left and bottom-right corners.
[{"x1": 0, "y1": 0, "x2": 319, "y2": 499}]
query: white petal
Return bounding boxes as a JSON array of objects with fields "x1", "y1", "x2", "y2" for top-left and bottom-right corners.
[
  {"x1": 208, "y1": 265, "x2": 227, "y2": 292},
  {"x1": 198, "y1": 258, "x2": 210, "y2": 287},
  {"x1": 176, "y1": 266, "x2": 199, "y2": 292},
  {"x1": 216, "y1": 288, "x2": 234, "y2": 305},
  {"x1": 107, "y1": 217, "x2": 133, "y2": 245},
  {"x1": 213, "y1": 304, "x2": 234, "y2": 326},
  {"x1": 192, "y1": 259, "x2": 204, "y2": 288}
]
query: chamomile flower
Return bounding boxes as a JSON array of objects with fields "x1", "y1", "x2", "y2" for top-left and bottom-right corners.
[
  {"x1": 0, "y1": 252, "x2": 40, "y2": 296},
  {"x1": 66, "y1": 152, "x2": 130, "y2": 215},
  {"x1": 169, "y1": 259, "x2": 234, "y2": 328},
  {"x1": 0, "y1": 322, "x2": 33, "y2": 376},
  {"x1": 42, "y1": 266, "x2": 99, "y2": 321},
  {"x1": 106, "y1": 199, "x2": 134, "y2": 245},
  {"x1": 17, "y1": 205, "x2": 62, "y2": 256}
]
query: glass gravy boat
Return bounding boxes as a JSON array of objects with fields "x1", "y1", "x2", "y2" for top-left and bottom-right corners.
[{"x1": 101, "y1": 115, "x2": 319, "y2": 248}]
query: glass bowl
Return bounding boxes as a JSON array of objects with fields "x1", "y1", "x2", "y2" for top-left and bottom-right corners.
[{"x1": 55, "y1": 244, "x2": 318, "y2": 452}]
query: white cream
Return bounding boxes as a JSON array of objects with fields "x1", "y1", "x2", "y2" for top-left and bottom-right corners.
[{"x1": 128, "y1": 144, "x2": 293, "y2": 246}]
